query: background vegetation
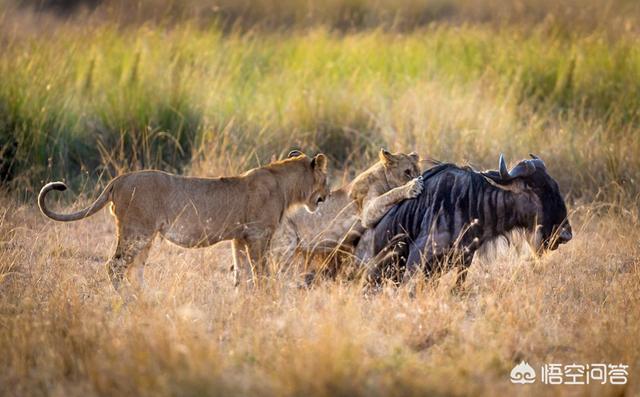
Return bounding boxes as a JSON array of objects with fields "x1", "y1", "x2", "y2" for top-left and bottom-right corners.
[
  {"x1": 1, "y1": 1, "x2": 639, "y2": 396},
  {"x1": 1, "y1": 0, "x2": 640, "y2": 203}
]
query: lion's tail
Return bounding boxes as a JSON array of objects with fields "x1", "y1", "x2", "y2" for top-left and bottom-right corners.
[{"x1": 38, "y1": 180, "x2": 115, "y2": 222}]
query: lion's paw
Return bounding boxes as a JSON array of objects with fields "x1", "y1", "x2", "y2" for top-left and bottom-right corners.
[{"x1": 406, "y1": 176, "x2": 423, "y2": 198}]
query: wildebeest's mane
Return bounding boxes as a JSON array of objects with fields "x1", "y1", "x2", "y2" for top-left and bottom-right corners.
[
  {"x1": 422, "y1": 160, "x2": 496, "y2": 180},
  {"x1": 370, "y1": 156, "x2": 571, "y2": 282},
  {"x1": 480, "y1": 169, "x2": 515, "y2": 185},
  {"x1": 373, "y1": 161, "x2": 525, "y2": 255},
  {"x1": 420, "y1": 162, "x2": 460, "y2": 179}
]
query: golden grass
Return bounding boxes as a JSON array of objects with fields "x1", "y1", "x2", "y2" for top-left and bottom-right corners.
[
  {"x1": 1, "y1": 193, "x2": 638, "y2": 396},
  {"x1": 2, "y1": 1, "x2": 640, "y2": 395}
]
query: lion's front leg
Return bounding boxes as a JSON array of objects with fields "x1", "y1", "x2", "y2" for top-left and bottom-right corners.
[
  {"x1": 233, "y1": 229, "x2": 272, "y2": 288},
  {"x1": 269, "y1": 219, "x2": 299, "y2": 267},
  {"x1": 232, "y1": 239, "x2": 253, "y2": 288},
  {"x1": 361, "y1": 176, "x2": 423, "y2": 228},
  {"x1": 246, "y1": 235, "x2": 271, "y2": 281}
]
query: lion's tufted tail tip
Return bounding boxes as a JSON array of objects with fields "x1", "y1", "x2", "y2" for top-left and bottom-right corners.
[
  {"x1": 46, "y1": 181, "x2": 68, "y2": 192},
  {"x1": 38, "y1": 180, "x2": 112, "y2": 222}
]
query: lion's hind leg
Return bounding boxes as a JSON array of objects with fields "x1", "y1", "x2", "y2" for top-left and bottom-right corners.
[{"x1": 106, "y1": 229, "x2": 155, "y2": 299}]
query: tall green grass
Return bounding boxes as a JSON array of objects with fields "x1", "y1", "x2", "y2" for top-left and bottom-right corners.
[
  {"x1": 15, "y1": 0, "x2": 640, "y2": 34},
  {"x1": 1, "y1": 16, "x2": 639, "y2": 202}
]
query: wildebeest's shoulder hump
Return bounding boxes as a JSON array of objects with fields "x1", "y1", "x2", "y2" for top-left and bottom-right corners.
[{"x1": 420, "y1": 163, "x2": 459, "y2": 180}]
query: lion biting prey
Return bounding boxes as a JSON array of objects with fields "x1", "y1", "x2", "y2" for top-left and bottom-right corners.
[{"x1": 38, "y1": 151, "x2": 329, "y2": 294}]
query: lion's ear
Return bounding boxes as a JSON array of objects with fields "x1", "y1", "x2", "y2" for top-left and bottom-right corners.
[
  {"x1": 311, "y1": 153, "x2": 328, "y2": 172},
  {"x1": 288, "y1": 149, "x2": 304, "y2": 158},
  {"x1": 409, "y1": 152, "x2": 420, "y2": 162},
  {"x1": 379, "y1": 148, "x2": 396, "y2": 165}
]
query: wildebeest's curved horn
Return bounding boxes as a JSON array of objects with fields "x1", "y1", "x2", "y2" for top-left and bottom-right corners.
[
  {"x1": 499, "y1": 154, "x2": 510, "y2": 179},
  {"x1": 509, "y1": 161, "x2": 536, "y2": 178},
  {"x1": 529, "y1": 153, "x2": 540, "y2": 160}
]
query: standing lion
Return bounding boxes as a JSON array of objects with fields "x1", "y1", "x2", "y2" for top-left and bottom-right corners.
[{"x1": 38, "y1": 151, "x2": 329, "y2": 294}]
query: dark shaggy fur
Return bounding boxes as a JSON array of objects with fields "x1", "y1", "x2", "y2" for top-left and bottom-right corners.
[{"x1": 370, "y1": 157, "x2": 572, "y2": 284}]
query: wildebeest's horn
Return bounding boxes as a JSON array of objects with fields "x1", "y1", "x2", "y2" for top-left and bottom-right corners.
[
  {"x1": 499, "y1": 154, "x2": 510, "y2": 179},
  {"x1": 529, "y1": 153, "x2": 540, "y2": 160},
  {"x1": 508, "y1": 161, "x2": 536, "y2": 178}
]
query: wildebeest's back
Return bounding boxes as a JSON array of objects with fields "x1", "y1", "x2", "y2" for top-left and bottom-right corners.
[{"x1": 372, "y1": 164, "x2": 480, "y2": 254}]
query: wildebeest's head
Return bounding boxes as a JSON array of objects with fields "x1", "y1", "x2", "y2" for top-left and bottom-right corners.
[{"x1": 485, "y1": 154, "x2": 572, "y2": 251}]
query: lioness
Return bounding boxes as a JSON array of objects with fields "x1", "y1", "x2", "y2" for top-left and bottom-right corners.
[
  {"x1": 38, "y1": 151, "x2": 329, "y2": 292},
  {"x1": 270, "y1": 149, "x2": 422, "y2": 275}
]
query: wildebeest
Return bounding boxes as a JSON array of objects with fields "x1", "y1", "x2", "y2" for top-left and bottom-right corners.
[{"x1": 369, "y1": 154, "x2": 572, "y2": 284}]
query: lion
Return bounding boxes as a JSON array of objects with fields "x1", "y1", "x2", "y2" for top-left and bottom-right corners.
[
  {"x1": 38, "y1": 151, "x2": 329, "y2": 293},
  {"x1": 270, "y1": 149, "x2": 422, "y2": 277}
]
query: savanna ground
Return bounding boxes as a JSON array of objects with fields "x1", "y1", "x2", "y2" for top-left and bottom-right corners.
[{"x1": 1, "y1": 0, "x2": 640, "y2": 395}]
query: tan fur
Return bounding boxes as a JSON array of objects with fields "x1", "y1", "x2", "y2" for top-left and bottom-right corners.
[
  {"x1": 38, "y1": 153, "x2": 329, "y2": 293},
  {"x1": 271, "y1": 149, "x2": 422, "y2": 274},
  {"x1": 350, "y1": 149, "x2": 422, "y2": 228}
]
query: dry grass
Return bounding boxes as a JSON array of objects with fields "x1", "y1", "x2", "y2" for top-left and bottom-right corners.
[
  {"x1": 1, "y1": 192, "x2": 639, "y2": 396},
  {"x1": 2, "y1": 1, "x2": 640, "y2": 395}
]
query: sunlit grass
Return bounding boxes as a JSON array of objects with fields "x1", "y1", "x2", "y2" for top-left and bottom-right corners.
[
  {"x1": 1, "y1": 22, "x2": 639, "y2": 200},
  {"x1": 1, "y1": 2, "x2": 640, "y2": 395},
  {"x1": 0, "y1": 195, "x2": 638, "y2": 396}
]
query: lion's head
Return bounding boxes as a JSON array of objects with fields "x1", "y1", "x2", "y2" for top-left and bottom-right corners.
[
  {"x1": 378, "y1": 149, "x2": 421, "y2": 187},
  {"x1": 287, "y1": 150, "x2": 330, "y2": 213},
  {"x1": 348, "y1": 149, "x2": 420, "y2": 210}
]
